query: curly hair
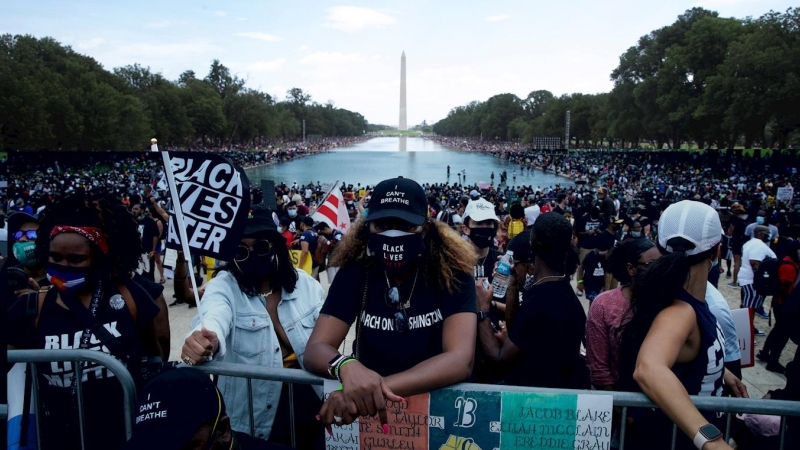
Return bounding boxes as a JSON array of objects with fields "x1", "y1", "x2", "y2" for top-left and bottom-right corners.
[
  {"x1": 35, "y1": 194, "x2": 142, "y2": 284},
  {"x1": 328, "y1": 218, "x2": 477, "y2": 293}
]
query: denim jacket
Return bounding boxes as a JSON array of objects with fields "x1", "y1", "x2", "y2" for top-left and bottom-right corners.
[{"x1": 187, "y1": 269, "x2": 325, "y2": 440}]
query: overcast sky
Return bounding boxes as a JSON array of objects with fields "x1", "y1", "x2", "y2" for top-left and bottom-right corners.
[{"x1": 3, "y1": 0, "x2": 794, "y2": 127}]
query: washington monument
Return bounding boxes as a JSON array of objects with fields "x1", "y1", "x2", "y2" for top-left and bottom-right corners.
[{"x1": 399, "y1": 51, "x2": 407, "y2": 131}]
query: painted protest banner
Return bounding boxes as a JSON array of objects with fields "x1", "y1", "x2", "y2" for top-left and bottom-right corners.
[
  {"x1": 500, "y1": 392, "x2": 612, "y2": 450},
  {"x1": 429, "y1": 388, "x2": 501, "y2": 450},
  {"x1": 776, "y1": 186, "x2": 794, "y2": 202},
  {"x1": 164, "y1": 153, "x2": 250, "y2": 261},
  {"x1": 731, "y1": 308, "x2": 755, "y2": 368},
  {"x1": 324, "y1": 382, "x2": 613, "y2": 450}
]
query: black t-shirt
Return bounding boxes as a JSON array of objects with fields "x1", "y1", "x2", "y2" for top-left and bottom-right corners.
[
  {"x1": 581, "y1": 251, "x2": 606, "y2": 291},
  {"x1": 321, "y1": 263, "x2": 477, "y2": 376},
  {"x1": 575, "y1": 214, "x2": 605, "y2": 249},
  {"x1": 7, "y1": 279, "x2": 161, "y2": 450},
  {"x1": 553, "y1": 205, "x2": 566, "y2": 215},
  {"x1": 479, "y1": 248, "x2": 502, "y2": 284},
  {"x1": 506, "y1": 279, "x2": 587, "y2": 388},
  {"x1": 137, "y1": 217, "x2": 159, "y2": 253}
]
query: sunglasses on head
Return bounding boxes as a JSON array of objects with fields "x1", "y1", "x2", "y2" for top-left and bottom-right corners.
[
  {"x1": 385, "y1": 286, "x2": 408, "y2": 333},
  {"x1": 234, "y1": 240, "x2": 272, "y2": 262},
  {"x1": 14, "y1": 230, "x2": 38, "y2": 241}
]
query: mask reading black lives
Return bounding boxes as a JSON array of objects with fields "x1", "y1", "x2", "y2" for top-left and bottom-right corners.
[{"x1": 368, "y1": 231, "x2": 424, "y2": 273}]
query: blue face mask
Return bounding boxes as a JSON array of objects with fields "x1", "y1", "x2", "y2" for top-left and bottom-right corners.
[
  {"x1": 46, "y1": 263, "x2": 90, "y2": 294},
  {"x1": 12, "y1": 241, "x2": 38, "y2": 267},
  {"x1": 756, "y1": 216, "x2": 765, "y2": 225},
  {"x1": 631, "y1": 231, "x2": 642, "y2": 238}
]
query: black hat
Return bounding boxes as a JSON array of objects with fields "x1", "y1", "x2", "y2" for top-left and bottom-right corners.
[
  {"x1": 243, "y1": 205, "x2": 277, "y2": 238},
  {"x1": 7, "y1": 211, "x2": 38, "y2": 235},
  {"x1": 507, "y1": 230, "x2": 533, "y2": 263},
  {"x1": 365, "y1": 177, "x2": 428, "y2": 226},
  {"x1": 122, "y1": 367, "x2": 223, "y2": 450}
]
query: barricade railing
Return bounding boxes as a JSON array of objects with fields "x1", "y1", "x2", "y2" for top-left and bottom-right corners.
[
  {"x1": 6, "y1": 350, "x2": 800, "y2": 450},
  {"x1": 7, "y1": 349, "x2": 138, "y2": 449}
]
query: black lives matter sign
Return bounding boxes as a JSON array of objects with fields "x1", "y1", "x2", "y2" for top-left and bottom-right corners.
[{"x1": 165, "y1": 153, "x2": 250, "y2": 261}]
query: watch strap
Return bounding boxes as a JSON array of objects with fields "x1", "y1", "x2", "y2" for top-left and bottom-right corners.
[
  {"x1": 327, "y1": 354, "x2": 346, "y2": 378},
  {"x1": 478, "y1": 311, "x2": 490, "y2": 321},
  {"x1": 693, "y1": 424, "x2": 721, "y2": 449}
]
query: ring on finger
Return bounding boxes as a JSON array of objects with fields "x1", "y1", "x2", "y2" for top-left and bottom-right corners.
[
  {"x1": 182, "y1": 355, "x2": 194, "y2": 365},
  {"x1": 333, "y1": 415, "x2": 344, "y2": 426}
]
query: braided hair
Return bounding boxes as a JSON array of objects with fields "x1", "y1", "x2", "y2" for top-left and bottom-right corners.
[{"x1": 35, "y1": 193, "x2": 142, "y2": 284}]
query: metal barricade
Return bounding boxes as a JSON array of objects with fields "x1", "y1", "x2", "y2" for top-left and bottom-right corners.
[
  {"x1": 197, "y1": 361, "x2": 800, "y2": 450},
  {"x1": 7, "y1": 349, "x2": 138, "y2": 449},
  {"x1": 6, "y1": 350, "x2": 800, "y2": 450}
]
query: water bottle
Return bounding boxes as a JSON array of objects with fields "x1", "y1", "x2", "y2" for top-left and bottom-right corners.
[{"x1": 492, "y1": 250, "x2": 514, "y2": 299}]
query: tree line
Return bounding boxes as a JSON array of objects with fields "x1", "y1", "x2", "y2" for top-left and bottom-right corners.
[
  {"x1": 0, "y1": 35, "x2": 368, "y2": 151},
  {"x1": 433, "y1": 7, "x2": 800, "y2": 149}
]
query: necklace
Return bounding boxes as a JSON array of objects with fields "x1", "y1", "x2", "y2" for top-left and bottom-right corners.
[
  {"x1": 474, "y1": 253, "x2": 489, "y2": 278},
  {"x1": 385, "y1": 269, "x2": 419, "y2": 309},
  {"x1": 532, "y1": 275, "x2": 565, "y2": 286}
]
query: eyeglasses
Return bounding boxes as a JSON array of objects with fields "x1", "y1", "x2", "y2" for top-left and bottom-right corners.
[
  {"x1": 234, "y1": 240, "x2": 272, "y2": 262},
  {"x1": 385, "y1": 287, "x2": 409, "y2": 333},
  {"x1": 14, "y1": 230, "x2": 38, "y2": 241}
]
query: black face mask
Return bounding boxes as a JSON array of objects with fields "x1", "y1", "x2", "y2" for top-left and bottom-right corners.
[
  {"x1": 467, "y1": 227, "x2": 495, "y2": 249},
  {"x1": 367, "y1": 230, "x2": 424, "y2": 273},
  {"x1": 235, "y1": 251, "x2": 277, "y2": 280}
]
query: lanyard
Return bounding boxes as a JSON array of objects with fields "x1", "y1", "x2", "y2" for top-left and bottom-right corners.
[{"x1": 69, "y1": 279, "x2": 105, "y2": 398}]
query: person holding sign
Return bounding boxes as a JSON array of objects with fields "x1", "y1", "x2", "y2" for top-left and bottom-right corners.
[
  {"x1": 304, "y1": 177, "x2": 478, "y2": 432},
  {"x1": 618, "y1": 201, "x2": 748, "y2": 450},
  {"x1": 180, "y1": 206, "x2": 326, "y2": 448}
]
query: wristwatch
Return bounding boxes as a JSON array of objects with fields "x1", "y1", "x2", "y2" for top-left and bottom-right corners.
[
  {"x1": 693, "y1": 424, "x2": 722, "y2": 449},
  {"x1": 478, "y1": 311, "x2": 491, "y2": 321},
  {"x1": 327, "y1": 354, "x2": 347, "y2": 378}
]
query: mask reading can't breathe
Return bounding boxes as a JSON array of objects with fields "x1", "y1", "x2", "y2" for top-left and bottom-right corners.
[{"x1": 367, "y1": 229, "x2": 424, "y2": 273}]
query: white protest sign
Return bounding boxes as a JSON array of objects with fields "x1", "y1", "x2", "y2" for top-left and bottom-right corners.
[
  {"x1": 731, "y1": 308, "x2": 754, "y2": 368},
  {"x1": 776, "y1": 186, "x2": 793, "y2": 202}
]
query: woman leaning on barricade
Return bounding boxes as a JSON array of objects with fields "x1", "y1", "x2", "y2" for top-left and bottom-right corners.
[
  {"x1": 303, "y1": 177, "x2": 478, "y2": 434},
  {"x1": 180, "y1": 205, "x2": 326, "y2": 449},
  {"x1": 617, "y1": 200, "x2": 749, "y2": 450},
  {"x1": 6, "y1": 193, "x2": 166, "y2": 450}
]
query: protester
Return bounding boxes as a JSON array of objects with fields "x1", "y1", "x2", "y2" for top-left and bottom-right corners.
[
  {"x1": 758, "y1": 239, "x2": 800, "y2": 374},
  {"x1": 575, "y1": 206, "x2": 605, "y2": 297},
  {"x1": 618, "y1": 200, "x2": 748, "y2": 450},
  {"x1": 477, "y1": 212, "x2": 589, "y2": 389},
  {"x1": 122, "y1": 367, "x2": 289, "y2": 450},
  {"x1": 586, "y1": 238, "x2": 659, "y2": 389},
  {"x1": 297, "y1": 216, "x2": 319, "y2": 280},
  {"x1": 180, "y1": 206, "x2": 325, "y2": 448},
  {"x1": 462, "y1": 198, "x2": 501, "y2": 280},
  {"x1": 132, "y1": 202, "x2": 160, "y2": 283},
  {"x1": 303, "y1": 177, "x2": 478, "y2": 430},
  {"x1": 739, "y1": 225, "x2": 777, "y2": 333},
  {"x1": 7, "y1": 211, "x2": 46, "y2": 297},
  {"x1": 7, "y1": 194, "x2": 165, "y2": 450}
]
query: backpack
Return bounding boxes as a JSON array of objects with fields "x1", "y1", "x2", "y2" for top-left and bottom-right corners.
[
  {"x1": 753, "y1": 256, "x2": 786, "y2": 297},
  {"x1": 507, "y1": 218, "x2": 525, "y2": 241},
  {"x1": 313, "y1": 234, "x2": 331, "y2": 264}
]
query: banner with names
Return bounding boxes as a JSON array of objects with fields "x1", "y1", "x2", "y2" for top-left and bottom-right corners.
[{"x1": 324, "y1": 381, "x2": 613, "y2": 450}]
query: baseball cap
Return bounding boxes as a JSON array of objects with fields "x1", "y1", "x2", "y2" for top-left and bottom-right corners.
[
  {"x1": 243, "y1": 205, "x2": 278, "y2": 238},
  {"x1": 469, "y1": 190, "x2": 480, "y2": 200},
  {"x1": 658, "y1": 200, "x2": 722, "y2": 256},
  {"x1": 364, "y1": 177, "x2": 428, "y2": 226},
  {"x1": 7, "y1": 211, "x2": 38, "y2": 234},
  {"x1": 122, "y1": 367, "x2": 223, "y2": 450},
  {"x1": 463, "y1": 199, "x2": 499, "y2": 223}
]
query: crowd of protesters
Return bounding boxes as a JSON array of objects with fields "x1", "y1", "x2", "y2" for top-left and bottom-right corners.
[{"x1": 4, "y1": 144, "x2": 800, "y2": 449}]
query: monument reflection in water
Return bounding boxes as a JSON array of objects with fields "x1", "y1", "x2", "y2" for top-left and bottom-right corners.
[{"x1": 245, "y1": 137, "x2": 569, "y2": 188}]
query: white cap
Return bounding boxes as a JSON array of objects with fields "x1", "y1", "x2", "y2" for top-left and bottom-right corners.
[
  {"x1": 524, "y1": 205, "x2": 541, "y2": 225},
  {"x1": 463, "y1": 199, "x2": 499, "y2": 223},
  {"x1": 658, "y1": 200, "x2": 722, "y2": 256},
  {"x1": 469, "y1": 190, "x2": 480, "y2": 199}
]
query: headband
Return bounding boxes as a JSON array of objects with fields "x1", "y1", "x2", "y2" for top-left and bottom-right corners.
[{"x1": 50, "y1": 226, "x2": 109, "y2": 254}]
